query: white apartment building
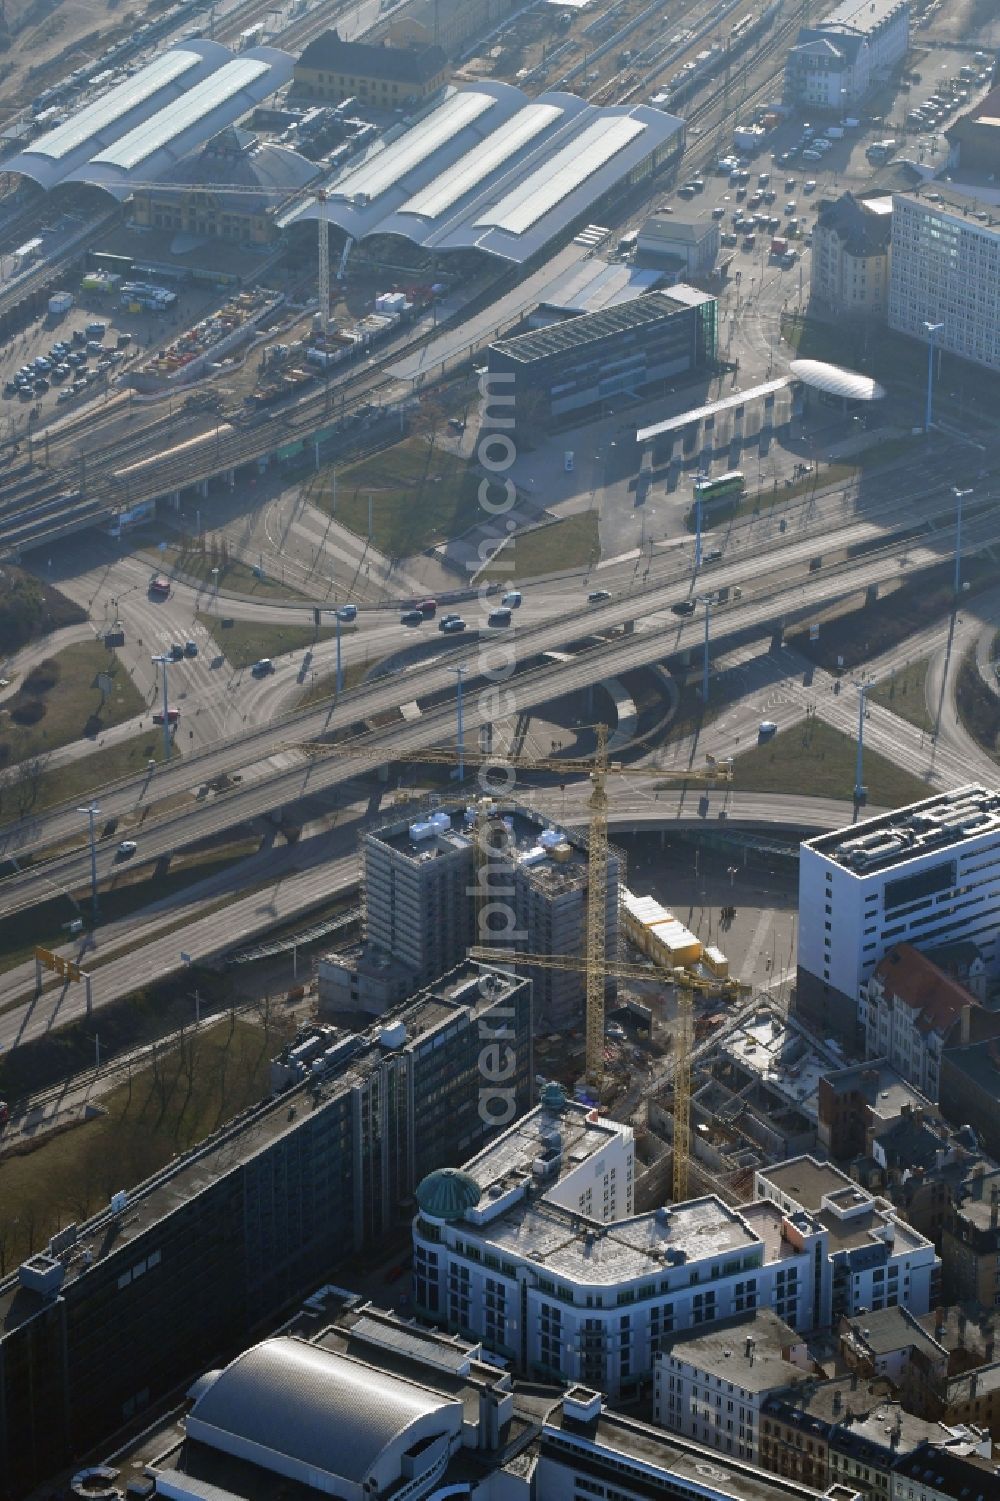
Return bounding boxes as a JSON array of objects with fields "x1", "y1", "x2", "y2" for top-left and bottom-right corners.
[
  {"x1": 756, "y1": 1157, "x2": 939, "y2": 1323},
  {"x1": 412, "y1": 1095, "x2": 937, "y2": 1398},
  {"x1": 796, "y1": 786, "x2": 1000, "y2": 1046},
  {"x1": 653, "y1": 1309, "x2": 813, "y2": 1465},
  {"x1": 889, "y1": 188, "x2": 1000, "y2": 373},
  {"x1": 784, "y1": 0, "x2": 909, "y2": 111}
]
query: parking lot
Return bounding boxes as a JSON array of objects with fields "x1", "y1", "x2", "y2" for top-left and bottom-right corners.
[{"x1": 0, "y1": 282, "x2": 228, "y2": 442}]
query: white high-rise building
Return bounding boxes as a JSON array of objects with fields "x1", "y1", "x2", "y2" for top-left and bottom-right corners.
[
  {"x1": 796, "y1": 786, "x2": 1000, "y2": 1046},
  {"x1": 889, "y1": 187, "x2": 1000, "y2": 373},
  {"x1": 412, "y1": 1094, "x2": 937, "y2": 1399}
]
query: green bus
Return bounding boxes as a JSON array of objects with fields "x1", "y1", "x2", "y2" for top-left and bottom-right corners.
[{"x1": 693, "y1": 471, "x2": 745, "y2": 503}]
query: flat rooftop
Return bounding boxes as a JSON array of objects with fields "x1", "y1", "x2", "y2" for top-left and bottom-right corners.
[
  {"x1": 816, "y1": 0, "x2": 906, "y2": 35},
  {"x1": 545, "y1": 1405, "x2": 828, "y2": 1501},
  {"x1": 760, "y1": 1157, "x2": 853, "y2": 1211},
  {"x1": 476, "y1": 1194, "x2": 760, "y2": 1285},
  {"x1": 666, "y1": 1310, "x2": 812, "y2": 1393},
  {"x1": 491, "y1": 289, "x2": 699, "y2": 365},
  {"x1": 371, "y1": 802, "x2": 591, "y2": 888},
  {"x1": 462, "y1": 1104, "x2": 621, "y2": 1199},
  {"x1": 804, "y1": 786, "x2": 1000, "y2": 874},
  {"x1": 0, "y1": 962, "x2": 521, "y2": 1335}
]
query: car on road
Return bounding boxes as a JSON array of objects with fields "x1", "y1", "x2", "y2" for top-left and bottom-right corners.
[
  {"x1": 804, "y1": 179, "x2": 817, "y2": 192},
  {"x1": 400, "y1": 609, "x2": 424, "y2": 626},
  {"x1": 704, "y1": 548, "x2": 723, "y2": 563},
  {"x1": 671, "y1": 600, "x2": 696, "y2": 616},
  {"x1": 336, "y1": 604, "x2": 357, "y2": 622},
  {"x1": 169, "y1": 642, "x2": 184, "y2": 661},
  {"x1": 502, "y1": 590, "x2": 522, "y2": 607},
  {"x1": 758, "y1": 721, "x2": 778, "y2": 740},
  {"x1": 415, "y1": 598, "x2": 437, "y2": 618},
  {"x1": 488, "y1": 607, "x2": 512, "y2": 628},
  {"x1": 251, "y1": 658, "x2": 274, "y2": 675},
  {"x1": 33, "y1": 379, "x2": 49, "y2": 394},
  {"x1": 440, "y1": 617, "x2": 466, "y2": 633},
  {"x1": 116, "y1": 840, "x2": 138, "y2": 859},
  {"x1": 152, "y1": 708, "x2": 181, "y2": 725},
  {"x1": 184, "y1": 640, "x2": 198, "y2": 657},
  {"x1": 588, "y1": 589, "x2": 611, "y2": 603}
]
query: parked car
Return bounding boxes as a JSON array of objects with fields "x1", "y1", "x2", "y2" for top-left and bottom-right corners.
[{"x1": 488, "y1": 607, "x2": 512, "y2": 627}]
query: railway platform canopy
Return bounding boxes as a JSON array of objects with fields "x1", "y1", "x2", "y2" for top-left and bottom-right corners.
[
  {"x1": 278, "y1": 81, "x2": 685, "y2": 266},
  {"x1": 635, "y1": 376, "x2": 792, "y2": 445},
  {"x1": 2, "y1": 41, "x2": 294, "y2": 199}
]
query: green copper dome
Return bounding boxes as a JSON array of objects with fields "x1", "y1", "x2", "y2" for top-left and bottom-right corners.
[{"x1": 416, "y1": 1167, "x2": 481, "y2": 1221}]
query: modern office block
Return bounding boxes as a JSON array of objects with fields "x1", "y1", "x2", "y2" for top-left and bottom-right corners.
[
  {"x1": 889, "y1": 187, "x2": 1000, "y2": 373},
  {"x1": 0, "y1": 964, "x2": 532, "y2": 1498},
  {"x1": 486, "y1": 287, "x2": 717, "y2": 435},
  {"x1": 796, "y1": 787, "x2": 1000, "y2": 1046}
]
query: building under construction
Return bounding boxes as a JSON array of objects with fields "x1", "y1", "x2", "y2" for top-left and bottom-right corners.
[{"x1": 319, "y1": 799, "x2": 623, "y2": 1030}]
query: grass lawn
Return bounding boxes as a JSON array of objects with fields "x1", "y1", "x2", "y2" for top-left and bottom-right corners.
[
  {"x1": 869, "y1": 657, "x2": 934, "y2": 735},
  {"x1": 297, "y1": 656, "x2": 380, "y2": 705},
  {"x1": 200, "y1": 614, "x2": 342, "y2": 671},
  {"x1": 731, "y1": 718, "x2": 931, "y2": 807},
  {"x1": 0, "y1": 838, "x2": 260, "y2": 975},
  {"x1": 0, "y1": 1014, "x2": 293, "y2": 1267},
  {"x1": 481, "y1": 513, "x2": 602, "y2": 582},
  {"x1": 788, "y1": 557, "x2": 996, "y2": 674},
  {"x1": 0, "y1": 639, "x2": 144, "y2": 772},
  {"x1": 956, "y1": 643, "x2": 1000, "y2": 761},
  {"x1": 0, "y1": 563, "x2": 85, "y2": 655},
  {"x1": 4, "y1": 729, "x2": 177, "y2": 820},
  {"x1": 140, "y1": 544, "x2": 312, "y2": 603},
  {"x1": 313, "y1": 438, "x2": 483, "y2": 558}
]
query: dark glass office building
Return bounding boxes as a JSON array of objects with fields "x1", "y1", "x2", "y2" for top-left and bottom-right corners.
[{"x1": 487, "y1": 287, "x2": 718, "y2": 434}]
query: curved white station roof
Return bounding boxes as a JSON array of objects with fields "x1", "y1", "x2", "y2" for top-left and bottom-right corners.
[
  {"x1": 2, "y1": 42, "x2": 294, "y2": 198},
  {"x1": 187, "y1": 1337, "x2": 462, "y2": 1493},
  {"x1": 2, "y1": 40, "x2": 232, "y2": 189},
  {"x1": 790, "y1": 359, "x2": 887, "y2": 401},
  {"x1": 280, "y1": 85, "x2": 684, "y2": 266}
]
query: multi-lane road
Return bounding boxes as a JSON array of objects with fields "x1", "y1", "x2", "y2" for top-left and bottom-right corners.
[{"x1": 2, "y1": 454, "x2": 996, "y2": 919}]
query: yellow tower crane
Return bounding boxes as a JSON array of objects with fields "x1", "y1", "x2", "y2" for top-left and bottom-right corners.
[
  {"x1": 466, "y1": 946, "x2": 749, "y2": 1201},
  {"x1": 316, "y1": 726, "x2": 733, "y2": 1105}
]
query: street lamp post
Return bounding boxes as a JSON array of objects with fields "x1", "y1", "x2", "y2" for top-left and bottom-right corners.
[
  {"x1": 698, "y1": 596, "x2": 712, "y2": 704},
  {"x1": 453, "y1": 665, "x2": 466, "y2": 782},
  {"x1": 694, "y1": 481, "x2": 705, "y2": 571},
  {"x1": 923, "y1": 321, "x2": 944, "y2": 432},
  {"x1": 854, "y1": 681, "x2": 870, "y2": 806},
  {"x1": 78, "y1": 803, "x2": 101, "y2": 922},
  {"x1": 952, "y1": 486, "x2": 972, "y2": 598},
  {"x1": 335, "y1": 610, "x2": 343, "y2": 697},
  {"x1": 151, "y1": 654, "x2": 171, "y2": 763}
]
